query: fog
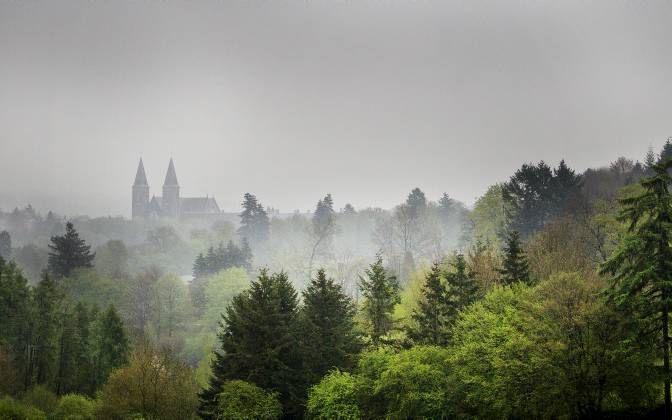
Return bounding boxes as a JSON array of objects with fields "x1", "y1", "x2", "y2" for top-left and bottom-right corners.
[{"x1": 1, "y1": 0, "x2": 671, "y2": 216}]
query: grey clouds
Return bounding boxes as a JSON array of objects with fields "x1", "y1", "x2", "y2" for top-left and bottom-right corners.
[{"x1": 1, "y1": 0, "x2": 671, "y2": 216}]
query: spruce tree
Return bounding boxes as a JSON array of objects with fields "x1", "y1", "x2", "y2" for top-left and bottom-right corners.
[
  {"x1": 240, "y1": 237, "x2": 253, "y2": 270},
  {"x1": 0, "y1": 257, "x2": 31, "y2": 389},
  {"x1": 92, "y1": 305, "x2": 129, "y2": 390},
  {"x1": 446, "y1": 254, "x2": 479, "y2": 309},
  {"x1": 499, "y1": 231, "x2": 531, "y2": 285},
  {"x1": 238, "y1": 193, "x2": 270, "y2": 246},
  {"x1": 359, "y1": 254, "x2": 400, "y2": 345},
  {"x1": 200, "y1": 269, "x2": 301, "y2": 418},
  {"x1": 48, "y1": 222, "x2": 95, "y2": 278},
  {"x1": 192, "y1": 252, "x2": 208, "y2": 279},
  {"x1": 600, "y1": 160, "x2": 672, "y2": 418},
  {"x1": 408, "y1": 262, "x2": 452, "y2": 346},
  {"x1": 300, "y1": 268, "x2": 359, "y2": 386},
  {"x1": 309, "y1": 194, "x2": 337, "y2": 277}
]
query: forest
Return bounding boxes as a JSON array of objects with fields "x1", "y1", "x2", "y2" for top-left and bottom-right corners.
[{"x1": 1, "y1": 141, "x2": 671, "y2": 419}]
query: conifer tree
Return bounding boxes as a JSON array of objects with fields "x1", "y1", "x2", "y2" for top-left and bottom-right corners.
[
  {"x1": 0, "y1": 257, "x2": 31, "y2": 389},
  {"x1": 446, "y1": 254, "x2": 479, "y2": 309},
  {"x1": 193, "y1": 252, "x2": 208, "y2": 278},
  {"x1": 309, "y1": 194, "x2": 337, "y2": 278},
  {"x1": 48, "y1": 222, "x2": 95, "y2": 278},
  {"x1": 238, "y1": 193, "x2": 270, "y2": 246},
  {"x1": 600, "y1": 160, "x2": 672, "y2": 418},
  {"x1": 408, "y1": 262, "x2": 452, "y2": 346},
  {"x1": 30, "y1": 273, "x2": 63, "y2": 387},
  {"x1": 300, "y1": 268, "x2": 359, "y2": 385},
  {"x1": 359, "y1": 254, "x2": 400, "y2": 345},
  {"x1": 659, "y1": 138, "x2": 672, "y2": 165},
  {"x1": 240, "y1": 237, "x2": 253, "y2": 270},
  {"x1": 92, "y1": 305, "x2": 129, "y2": 390},
  {"x1": 0, "y1": 230, "x2": 11, "y2": 260},
  {"x1": 499, "y1": 231, "x2": 531, "y2": 285},
  {"x1": 200, "y1": 270, "x2": 301, "y2": 418}
]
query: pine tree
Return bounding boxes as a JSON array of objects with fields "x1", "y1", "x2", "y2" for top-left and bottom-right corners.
[
  {"x1": 408, "y1": 262, "x2": 452, "y2": 346},
  {"x1": 0, "y1": 257, "x2": 31, "y2": 390},
  {"x1": 309, "y1": 194, "x2": 337, "y2": 278},
  {"x1": 300, "y1": 268, "x2": 359, "y2": 385},
  {"x1": 200, "y1": 270, "x2": 301, "y2": 418},
  {"x1": 193, "y1": 253, "x2": 208, "y2": 278},
  {"x1": 359, "y1": 254, "x2": 400, "y2": 345},
  {"x1": 240, "y1": 238, "x2": 253, "y2": 270},
  {"x1": 446, "y1": 254, "x2": 479, "y2": 309},
  {"x1": 659, "y1": 138, "x2": 672, "y2": 165},
  {"x1": 645, "y1": 146, "x2": 657, "y2": 175},
  {"x1": 47, "y1": 222, "x2": 95, "y2": 278},
  {"x1": 499, "y1": 231, "x2": 531, "y2": 285},
  {"x1": 92, "y1": 305, "x2": 129, "y2": 390},
  {"x1": 600, "y1": 160, "x2": 672, "y2": 418}
]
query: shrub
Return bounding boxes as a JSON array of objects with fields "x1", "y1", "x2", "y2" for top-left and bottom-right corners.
[
  {"x1": 51, "y1": 394, "x2": 96, "y2": 420},
  {"x1": 215, "y1": 380, "x2": 282, "y2": 420},
  {"x1": 0, "y1": 396, "x2": 46, "y2": 420}
]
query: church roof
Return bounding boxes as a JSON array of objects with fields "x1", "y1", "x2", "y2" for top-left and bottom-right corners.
[
  {"x1": 164, "y1": 158, "x2": 179, "y2": 186},
  {"x1": 133, "y1": 158, "x2": 148, "y2": 186},
  {"x1": 180, "y1": 197, "x2": 221, "y2": 214}
]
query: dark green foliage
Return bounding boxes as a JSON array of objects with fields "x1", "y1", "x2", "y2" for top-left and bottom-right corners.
[
  {"x1": 200, "y1": 270, "x2": 301, "y2": 418},
  {"x1": 238, "y1": 193, "x2": 270, "y2": 247},
  {"x1": 91, "y1": 305, "x2": 129, "y2": 390},
  {"x1": 600, "y1": 159, "x2": 672, "y2": 417},
  {"x1": 0, "y1": 258, "x2": 32, "y2": 379},
  {"x1": 215, "y1": 380, "x2": 282, "y2": 420},
  {"x1": 31, "y1": 273, "x2": 63, "y2": 388},
  {"x1": 499, "y1": 231, "x2": 531, "y2": 285},
  {"x1": 0, "y1": 230, "x2": 11, "y2": 260},
  {"x1": 502, "y1": 160, "x2": 582, "y2": 237},
  {"x1": 359, "y1": 254, "x2": 400, "y2": 345},
  {"x1": 300, "y1": 269, "x2": 359, "y2": 386},
  {"x1": 47, "y1": 222, "x2": 95, "y2": 278},
  {"x1": 658, "y1": 137, "x2": 672, "y2": 164},
  {"x1": 406, "y1": 187, "x2": 427, "y2": 219},
  {"x1": 192, "y1": 240, "x2": 253, "y2": 278},
  {"x1": 408, "y1": 262, "x2": 452, "y2": 346},
  {"x1": 446, "y1": 254, "x2": 479, "y2": 310}
]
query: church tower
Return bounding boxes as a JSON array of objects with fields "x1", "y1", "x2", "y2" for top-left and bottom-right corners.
[
  {"x1": 132, "y1": 158, "x2": 149, "y2": 219},
  {"x1": 162, "y1": 158, "x2": 180, "y2": 217}
]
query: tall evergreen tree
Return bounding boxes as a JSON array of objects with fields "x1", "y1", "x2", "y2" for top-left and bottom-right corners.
[
  {"x1": 309, "y1": 194, "x2": 337, "y2": 278},
  {"x1": 446, "y1": 254, "x2": 479, "y2": 309},
  {"x1": 30, "y1": 273, "x2": 63, "y2": 387},
  {"x1": 406, "y1": 187, "x2": 427, "y2": 219},
  {"x1": 200, "y1": 270, "x2": 301, "y2": 418},
  {"x1": 359, "y1": 254, "x2": 400, "y2": 345},
  {"x1": 498, "y1": 231, "x2": 531, "y2": 285},
  {"x1": 300, "y1": 268, "x2": 359, "y2": 386},
  {"x1": 48, "y1": 222, "x2": 95, "y2": 278},
  {"x1": 645, "y1": 146, "x2": 657, "y2": 175},
  {"x1": 0, "y1": 230, "x2": 11, "y2": 260},
  {"x1": 600, "y1": 160, "x2": 672, "y2": 418},
  {"x1": 0, "y1": 257, "x2": 31, "y2": 391},
  {"x1": 91, "y1": 305, "x2": 129, "y2": 390},
  {"x1": 238, "y1": 193, "x2": 270, "y2": 246},
  {"x1": 408, "y1": 262, "x2": 452, "y2": 346},
  {"x1": 659, "y1": 138, "x2": 672, "y2": 165}
]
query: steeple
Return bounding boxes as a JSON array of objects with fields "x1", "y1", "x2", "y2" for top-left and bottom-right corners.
[
  {"x1": 164, "y1": 158, "x2": 179, "y2": 186},
  {"x1": 162, "y1": 158, "x2": 180, "y2": 217},
  {"x1": 133, "y1": 158, "x2": 148, "y2": 186},
  {"x1": 132, "y1": 157, "x2": 150, "y2": 219}
]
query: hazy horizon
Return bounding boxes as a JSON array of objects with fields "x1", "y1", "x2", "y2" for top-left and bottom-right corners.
[{"x1": 2, "y1": 0, "x2": 671, "y2": 217}]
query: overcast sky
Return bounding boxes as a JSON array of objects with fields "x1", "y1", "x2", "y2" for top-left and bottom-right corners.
[{"x1": 1, "y1": 0, "x2": 671, "y2": 217}]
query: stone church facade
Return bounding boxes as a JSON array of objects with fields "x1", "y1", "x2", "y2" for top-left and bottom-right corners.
[{"x1": 132, "y1": 158, "x2": 221, "y2": 219}]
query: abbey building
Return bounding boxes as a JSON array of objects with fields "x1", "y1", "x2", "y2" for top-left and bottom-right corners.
[{"x1": 132, "y1": 158, "x2": 221, "y2": 219}]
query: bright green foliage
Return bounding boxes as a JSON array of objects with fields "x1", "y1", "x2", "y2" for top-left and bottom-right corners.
[
  {"x1": 359, "y1": 255, "x2": 400, "y2": 345},
  {"x1": 202, "y1": 268, "x2": 251, "y2": 331},
  {"x1": 470, "y1": 184, "x2": 507, "y2": 247},
  {"x1": 499, "y1": 231, "x2": 531, "y2": 285},
  {"x1": 370, "y1": 346, "x2": 453, "y2": 419},
  {"x1": 21, "y1": 385, "x2": 58, "y2": 415},
  {"x1": 200, "y1": 270, "x2": 301, "y2": 418},
  {"x1": 215, "y1": 380, "x2": 282, "y2": 420},
  {"x1": 51, "y1": 394, "x2": 95, "y2": 420},
  {"x1": 300, "y1": 268, "x2": 359, "y2": 386},
  {"x1": 306, "y1": 371, "x2": 362, "y2": 420},
  {"x1": 407, "y1": 262, "x2": 452, "y2": 346},
  {"x1": 0, "y1": 396, "x2": 46, "y2": 420},
  {"x1": 47, "y1": 222, "x2": 95, "y2": 278},
  {"x1": 600, "y1": 159, "x2": 672, "y2": 416},
  {"x1": 94, "y1": 240, "x2": 128, "y2": 279},
  {"x1": 153, "y1": 273, "x2": 191, "y2": 340},
  {"x1": 449, "y1": 275, "x2": 657, "y2": 418},
  {"x1": 97, "y1": 342, "x2": 199, "y2": 420}
]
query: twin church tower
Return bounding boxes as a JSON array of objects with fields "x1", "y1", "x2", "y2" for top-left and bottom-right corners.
[{"x1": 132, "y1": 158, "x2": 221, "y2": 219}]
